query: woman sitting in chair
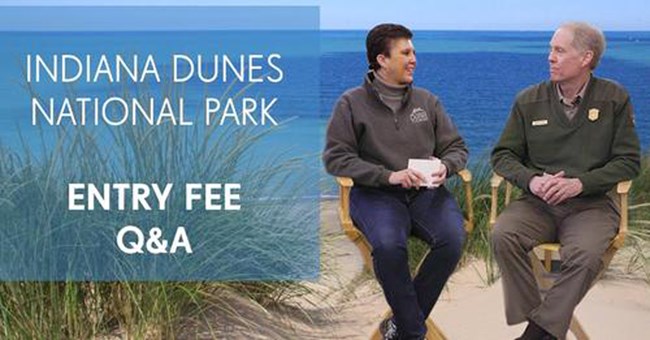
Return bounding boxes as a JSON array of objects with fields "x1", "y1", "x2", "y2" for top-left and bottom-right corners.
[{"x1": 323, "y1": 23, "x2": 469, "y2": 340}]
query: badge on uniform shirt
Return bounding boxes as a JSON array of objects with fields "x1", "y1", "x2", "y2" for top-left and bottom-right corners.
[
  {"x1": 588, "y1": 108, "x2": 600, "y2": 121},
  {"x1": 532, "y1": 119, "x2": 548, "y2": 126}
]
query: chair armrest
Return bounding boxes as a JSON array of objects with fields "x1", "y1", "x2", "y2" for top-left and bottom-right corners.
[
  {"x1": 458, "y1": 169, "x2": 472, "y2": 183},
  {"x1": 458, "y1": 169, "x2": 475, "y2": 233},
  {"x1": 489, "y1": 174, "x2": 504, "y2": 228},
  {"x1": 617, "y1": 180, "x2": 632, "y2": 194},
  {"x1": 336, "y1": 176, "x2": 354, "y2": 188},
  {"x1": 336, "y1": 177, "x2": 354, "y2": 232},
  {"x1": 612, "y1": 180, "x2": 632, "y2": 249}
]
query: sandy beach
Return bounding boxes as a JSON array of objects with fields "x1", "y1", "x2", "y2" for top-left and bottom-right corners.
[
  {"x1": 185, "y1": 200, "x2": 650, "y2": 340},
  {"x1": 307, "y1": 200, "x2": 650, "y2": 340}
]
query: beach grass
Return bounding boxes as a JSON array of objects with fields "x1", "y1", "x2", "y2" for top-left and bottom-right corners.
[
  {"x1": 0, "y1": 77, "x2": 322, "y2": 338},
  {"x1": 0, "y1": 125, "x2": 321, "y2": 339}
]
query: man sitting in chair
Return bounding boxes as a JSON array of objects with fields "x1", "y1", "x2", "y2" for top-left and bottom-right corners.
[
  {"x1": 323, "y1": 23, "x2": 468, "y2": 340},
  {"x1": 491, "y1": 22, "x2": 640, "y2": 340}
]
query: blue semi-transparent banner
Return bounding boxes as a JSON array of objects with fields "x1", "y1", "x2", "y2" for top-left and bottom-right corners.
[{"x1": 0, "y1": 6, "x2": 320, "y2": 281}]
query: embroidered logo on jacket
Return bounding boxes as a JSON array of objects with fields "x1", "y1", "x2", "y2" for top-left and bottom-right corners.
[{"x1": 410, "y1": 107, "x2": 428, "y2": 124}]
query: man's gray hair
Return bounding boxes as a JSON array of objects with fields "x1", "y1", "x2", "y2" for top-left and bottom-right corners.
[{"x1": 560, "y1": 22, "x2": 606, "y2": 70}]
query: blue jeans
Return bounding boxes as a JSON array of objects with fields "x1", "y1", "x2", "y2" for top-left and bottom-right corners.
[{"x1": 350, "y1": 185, "x2": 465, "y2": 340}]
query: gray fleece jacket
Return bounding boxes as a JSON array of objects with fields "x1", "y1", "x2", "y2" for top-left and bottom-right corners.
[{"x1": 323, "y1": 72, "x2": 468, "y2": 187}]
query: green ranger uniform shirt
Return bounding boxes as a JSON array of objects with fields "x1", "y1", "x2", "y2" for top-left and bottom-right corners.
[{"x1": 491, "y1": 76, "x2": 640, "y2": 196}]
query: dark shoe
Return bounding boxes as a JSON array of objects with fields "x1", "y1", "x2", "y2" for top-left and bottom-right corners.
[
  {"x1": 516, "y1": 320, "x2": 557, "y2": 340},
  {"x1": 379, "y1": 318, "x2": 398, "y2": 340}
]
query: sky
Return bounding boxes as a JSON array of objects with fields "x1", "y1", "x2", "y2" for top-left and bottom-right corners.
[{"x1": 0, "y1": 0, "x2": 648, "y2": 31}]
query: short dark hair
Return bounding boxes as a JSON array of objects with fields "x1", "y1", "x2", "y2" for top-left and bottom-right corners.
[{"x1": 366, "y1": 23, "x2": 413, "y2": 71}]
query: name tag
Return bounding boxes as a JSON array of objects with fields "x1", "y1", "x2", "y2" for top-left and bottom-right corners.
[{"x1": 532, "y1": 119, "x2": 548, "y2": 126}]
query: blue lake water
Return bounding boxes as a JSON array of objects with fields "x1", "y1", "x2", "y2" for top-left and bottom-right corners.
[
  {"x1": 0, "y1": 30, "x2": 648, "y2": 194},
  {"x1": 319, "y1": 30, "x2": 650, "y2": 156}
]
